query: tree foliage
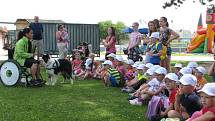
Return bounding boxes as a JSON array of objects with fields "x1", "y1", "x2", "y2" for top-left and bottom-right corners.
[
  {"x1": 98, "y1": 20, "x2": 128, "y2": 44},
  {"x1": 163, "y1": 0, "x2": 214, "y2": 9}
]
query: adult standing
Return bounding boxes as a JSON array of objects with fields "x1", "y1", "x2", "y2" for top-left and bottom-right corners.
[
  {"x1": 56, "y1": 24, "x2": 69, "y2": 59},
  {"x1": 103, "y1": 27, "x2": 116, "y2": 60},
  {"x1": 29, "y1": 16, "x2": 43, "y2": 56},
  {"x1": 159, "y1": 17, "x2": 179, "y2": 72},
  {"x1": 127, "y1": 22, "x2": 142, "y2": 62}
]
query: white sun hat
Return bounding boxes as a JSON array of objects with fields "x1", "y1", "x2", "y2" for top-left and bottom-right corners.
[
  {"x1": 165, "y1": 73, "x2": 179, "y2": 82},
  {"x1": 134, "y1": 61, "x2": 142, "y2": 65},
  {"x1": 150, "y1": 32, "x2": 160, "y2": 39},
  {"x1": 132, "y1": 63, "x2": 139, "y2": 68},
  {"x1": 179, "y1": 74, "x2": 197, "y2": 86},
  {"x1": 98, "y1": 57, "x2": 106, "y2": 62},
  {"x1": 174, "y1": 63, "x2": 183, "y2": 68},
  {"x1": 154, "y1": 67, "x2": 167, "y2": 75},
  {"x1": 179, "y1": 67, "x2": 192, "y2": 75},
  {"x1": 102, "y1": 60, "x2": 113, "y2": 66},
  {"x1": 196, "y1": 66, "x2": 206, "y2": 75},
  {"x1": 107, "y1": 53, "x2": 116, "y2": 59},
  {"x1": 198, "y1": 83, "x2": 215, "y2": 96},
  {"x1": 146, "y1": 67, "x2": 157, "y2": 76},
  {"x1": 115, "y1": 55, "x2": 124, "y2": 62},
  {"x1": 187, "y1": 61, "x2": 198, "y2": 68},
  {"x1": 137, "y1": 64, "x2": 145, "y2": 70},
  {"x1": 126, "y1": 59, "x2": 134, "y2": 65},
  {"x1": 144, "y1": 63, "x2": 154, "y2": 69}
]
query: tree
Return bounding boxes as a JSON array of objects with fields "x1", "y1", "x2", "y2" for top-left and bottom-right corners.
[
  {"x1": 98, "y1": 20, "x2": 128, "y2": 44},
  {"x1": 163, "y1": 0, "x2": 214, "y2": 9}
]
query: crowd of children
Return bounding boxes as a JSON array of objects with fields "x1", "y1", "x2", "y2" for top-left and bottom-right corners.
[
  {"x1": 69, "y1": 34, "x2": 215, "y2": 121},
  {"x1": 70, "y1": 49, "x2": 215, "y2": 120}
]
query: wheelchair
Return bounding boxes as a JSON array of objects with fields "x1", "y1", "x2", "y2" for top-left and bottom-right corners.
[
  {"x1": 0, "y1": 49, "x2": 42, "y2": 87},
  {"x1": 0, "y1": 59, "x2": 32, "y2": 87}
]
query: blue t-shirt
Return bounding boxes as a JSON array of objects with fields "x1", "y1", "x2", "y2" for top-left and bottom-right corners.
[{"x1": 149, "y1": 42, "x2": 162, "y2": 65}]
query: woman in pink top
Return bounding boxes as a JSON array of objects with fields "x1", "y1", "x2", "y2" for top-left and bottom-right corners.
[
  {"x1": 103, "y1": 27, "x2": 116, "y2": 59},
  {"x1": 127, "y1": 22, "x2": 142, "y2": 62},
  {"x1": 56, "y1": 24, "x2": 69, "y2": 59}
]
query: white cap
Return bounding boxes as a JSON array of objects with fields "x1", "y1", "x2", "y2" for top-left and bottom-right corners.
[
  {"x1": 154, "y1": 67, "x2": 167, "y2": 75},
  {"x1": 107, "y1": 53, "x2": 116, "y2": 59},
  {"x1": 126, "y1": 59, "x2": 134, "y2": 65},
  {"x1": 179, "y1": 67, "x2": 192, "y2": 75},
  {"x1": 115, "y1": 55, "x2": 123, "y2": 62},
  {"x1": 196, "y1": 66, "x2": 206, "y2": 74},
  {"x1": 150, "y1": 32, "x2": 160, "y2": 39},
  {"x1": 179, "y1": 74, "x2": 197, "y2": 86},
  {"x1": 98, "y1": 57, "x2": 106, "y2": 62},
  {"x1": 134, "y1": 61, "x2": 142, "y2": 65},
  {"x1": 165, "y1": 73, "x2": 179, "y2": 82},
  {"x1": 198, "y1": 83, "x2": 215, "y2": 96},
  {"x1": 187, "y1": 61, "x2": 198, "y2": 68},
  {"x1": 146, "y1": 67, "x2": 157, "y2": 76},
  {"x1": 152, "y1": 65, "x2": 161, "y2": 70},
  {"x1": 145, "y1": 63, "x2": 154, "y2": 69},
  {"x1": 102, "y1": 60, "x2": 113, "y2": 66},
  {"x1": 132, "y1": 63, "x2": 139, "y2": 68},
  {"x1": 174, "y1": 63, "x2": 183, "y2": 68},
  {"x1": 137, "y1": 64, "x2": 145, "y2": 70}
]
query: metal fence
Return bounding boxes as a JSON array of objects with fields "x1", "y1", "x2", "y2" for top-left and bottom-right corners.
[
  {"x1": 41, "y1": 23, "x2": 100, "y2": 55},
  {"x1": 2, "y1": 22, "x2": 100, "y2": 56}
]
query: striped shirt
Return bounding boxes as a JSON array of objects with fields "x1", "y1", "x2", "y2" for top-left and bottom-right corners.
[{"x1": 107, "y1": 68, "x2": 121, "y2": 83}]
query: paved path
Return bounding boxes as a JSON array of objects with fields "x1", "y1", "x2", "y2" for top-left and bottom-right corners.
[{"x1": 0, "y1": 49, "x2": 214, "y2": 62}]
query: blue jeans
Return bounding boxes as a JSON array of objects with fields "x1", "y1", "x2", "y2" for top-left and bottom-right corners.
[{"x1": 109, "y1": 76, "x2": 118, "y2": 87}]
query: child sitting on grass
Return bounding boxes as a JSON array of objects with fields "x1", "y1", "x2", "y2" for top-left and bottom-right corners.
[
  {"x1": 94, "y1": 57, "x2": 106, "y2": 79},
  {"x1": 187, "y1": 83, "x2": 215, "y2": 121},
  {"x1": 103, "y1": 60, "x2": 121, "y2": 87},
  {"x1": 107, "y1": 53, "x2": 117, "y2": 68},
  {"x1": 168, "y1": 74, "x2": 202, "y2": 120},
  {"x1": 195, "y1": 66, "x2": 207, "y2": 90},
  {"x1": 149, "y1": 73, "x2": 179, "y2": 121},
  {"x1": 129, "y1": 67, "x2": 167, "y2": 106},
  {"x1": 71, "y1": 53, "x2": 83, "y2": 77},
  {"x1": 174, "y1": 63, "x2": 183, "y2": 77}
]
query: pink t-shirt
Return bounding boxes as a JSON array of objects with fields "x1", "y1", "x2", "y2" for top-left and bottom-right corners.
[
  {"x1": 116, "y1": 65, "x2": 126, "y2": 75},
  {"x1": 105, "y1": 36, "x2": 116, "y2": 53},
  {"x1": 72, "y1": 59, "x2": 82, "y2": 70},
  {"x1": 129, "y1": 32, "x2": 141, "y2": 48}
]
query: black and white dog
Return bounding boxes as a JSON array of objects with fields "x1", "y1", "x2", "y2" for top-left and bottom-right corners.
[{"x1": 42, "y1": 54, "x2": 73, "y2": 85}]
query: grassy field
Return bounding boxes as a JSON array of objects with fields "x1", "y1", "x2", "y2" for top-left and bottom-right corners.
[
  {"x1": 0, "y1": 61, "x2": 213, "y2": 121},
  {"x1": 0, "y1": 75, "x2": 147, "y2": 121}
]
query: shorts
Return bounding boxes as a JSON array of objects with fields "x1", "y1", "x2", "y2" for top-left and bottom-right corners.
[
  {"x1": 24, "y1": 58, "x2": 39, "y2": 68},
  {"x1": 167, "y1": 47, "x2": 172, "y2": 56}
]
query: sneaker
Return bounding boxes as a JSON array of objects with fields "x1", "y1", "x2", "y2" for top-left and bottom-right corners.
[
  {"x1": 124, "y1": 88, "x2": 135, "y2": 93},
  {"x1": 29, "y1": 79, "x2": 39, "y2": 86},
  {"x1": 127, "y1": 96, "x2": 138, "y2": 100},
  {"x1": 129, "y1": 98, "x2": 142, "y2": 106}
]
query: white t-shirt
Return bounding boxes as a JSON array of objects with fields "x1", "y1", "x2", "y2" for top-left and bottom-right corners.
[{"x1": 147, "y1": 78, "x2": 160, "y2": 92}]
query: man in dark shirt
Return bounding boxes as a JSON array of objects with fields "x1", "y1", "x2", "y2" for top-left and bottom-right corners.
[{"x1": 29, "y1": 16, "x2": 43, "y2": 56}]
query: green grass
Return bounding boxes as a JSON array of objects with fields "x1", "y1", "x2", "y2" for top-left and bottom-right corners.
[
  {"x1": 0, "y1": 61, "x2": 214, "y2": 121},
  {"x1": 0, "y1": 76, "x2": 147, "y2": 121}
]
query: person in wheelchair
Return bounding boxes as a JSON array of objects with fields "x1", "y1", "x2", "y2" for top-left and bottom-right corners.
[{"x1": 13, "y1": 28, "x2": 42, "y2": 86}]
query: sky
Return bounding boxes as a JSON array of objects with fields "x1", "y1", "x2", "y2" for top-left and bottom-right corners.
[{"x1": 0, "y1": 0, "x2": 214, "y2": 32}]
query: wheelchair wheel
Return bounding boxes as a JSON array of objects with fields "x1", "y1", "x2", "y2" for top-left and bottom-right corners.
[{"x1": 0, "y1": 59, "x2": 21, "y2": 86}]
